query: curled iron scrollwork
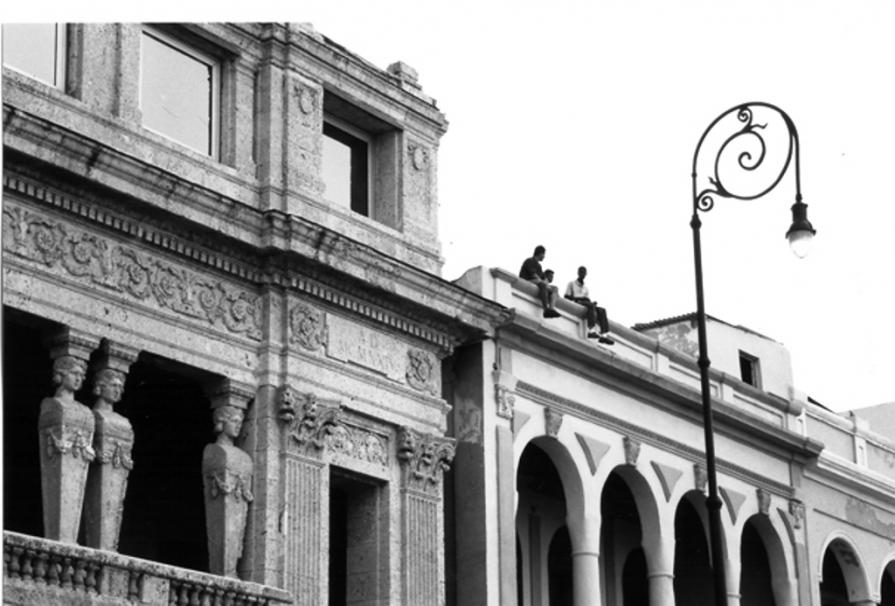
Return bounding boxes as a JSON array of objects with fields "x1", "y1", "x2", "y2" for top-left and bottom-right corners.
[{"x1": 693, "y1": 102, "x2": 798, "y2": 213}]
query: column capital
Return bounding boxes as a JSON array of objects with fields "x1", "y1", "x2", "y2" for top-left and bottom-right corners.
[
  {"x1": 397, "y1": 427, "x2": 455, "y2": 494},
  {"x1": 206, "y1": 378, "x2": 255, "y2": 410},
  {"x1": 44, "y1": 326, "x2": 101, "y2": 363}
]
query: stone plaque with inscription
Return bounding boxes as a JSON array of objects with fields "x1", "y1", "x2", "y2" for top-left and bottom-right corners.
[{"x1": 326, "y1": 315, "x2": 406, "y2": 381}]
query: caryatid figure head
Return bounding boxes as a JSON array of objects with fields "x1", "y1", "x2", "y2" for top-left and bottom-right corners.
[
  {"x1": 212, "y1": 406, "x2": 245, "y2": 445},
  {"x1": 93, "y1": 368, "x2": 125, "y2": 410},
  {"x1": 52, "y1": 356, "x2": 87, "y2": 400}
]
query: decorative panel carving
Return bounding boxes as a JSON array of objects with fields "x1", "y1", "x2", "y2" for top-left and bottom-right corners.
[
  {"x1": 406, "y1": 349, "x2": 438, "y2": 395},
  {"x1": 288, "y1": 302, "x2": 327, "y2": 352},
  {"x1": 397, "y1": 427, "x2": 455, "y2": 495},
  {"x1": 3, "y1": 205, "x2": 262, "y2": 340}
]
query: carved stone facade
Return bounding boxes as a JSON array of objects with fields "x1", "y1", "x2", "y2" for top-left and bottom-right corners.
[{"x1": 3, "y1": 21, "x2": 503, "y2": 606}]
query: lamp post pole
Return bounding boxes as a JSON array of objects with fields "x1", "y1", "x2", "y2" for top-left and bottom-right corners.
[{"x1": 690, "y1": 102, "x2": 816, "y2": 606}]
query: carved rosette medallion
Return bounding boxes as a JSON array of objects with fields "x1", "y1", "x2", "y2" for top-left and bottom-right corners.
[
  {"x1": 756, "y1": 488, "x2": 771, "y2": 516},
  {"x1": 544, "y1": 408, "x2": 563, "y2": 438},
  {"x1": 788, "y1": 499, "x2": 805, "y2": 530},
  {"x1": 410, "y1": 145, "x2": 428, "y2": 171},
  {"x1": 397, "y1": 427, "x2": 455, "y2": 495},
  {"x1": 694, "y1": 463, "x2": 708, "y2": 493},
  {"x1": 406, "y1": 349, "x2": 437, "y2": 394},
  {"x1": 289, "y1": 303, "x2": 327, "y2": 352},
  {"x1": 495, "y1": 384, "x2": 516, "y2": 420},
  {"x1": 623, "y1": 436, "x2": 641, "y2": 466}
]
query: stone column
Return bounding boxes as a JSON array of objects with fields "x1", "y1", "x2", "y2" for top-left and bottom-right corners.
[
  {"x1": 725, "y1": 556, "x2": 742, "y2": 606},
  {"x1": 398, "y1": 427, "x2": 456, "y2": 606},
  {"x1": 38, "y1": 328, "x2": 99, "y2": 543},
  {"x1": 645, "y1": 530, "x2": 676, "y2": 606},
  {"x1": 570, "y1": 516, "x2": 602, "y2": 606},
  {"x1": 202, "y1": 380, "x2": 254, "y2": 578},
  {"x1": 82, "y1": 341, "x2": 139, "y2": 551}
]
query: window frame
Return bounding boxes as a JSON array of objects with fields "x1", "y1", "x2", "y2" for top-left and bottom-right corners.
[
  {"x1": 322, "y1": 115, "x2": 373, "y2": 216},
  {"x1": 138, "y1": 25, "x2": 221, "y2": 159},
  {"x1": 1, "y1": 23, "x2": 67, "y2": 89},
  {"x1": 738, "y1": 350, "x2": 762, "y2": 388}
]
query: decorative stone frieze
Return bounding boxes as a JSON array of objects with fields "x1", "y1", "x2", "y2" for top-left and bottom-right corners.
[
  {"x1": 544, "y1": 408, "x2": 563, "y2": 438},
  {"x1": 38, "y1": 329, "x2": 100, "y2": 544},
  {"x1": 757, "y1": 488, "x2": 771, "y2": 516},
  {"x1": 82, "y1": 340, "x2": 139, "y2": 552},
  {"x1": 623, "y1": 436, "x2": 641, "y2": 466},
  {"x1": 788, "y1": 499, "x2": 805, "y2": 530},
  {"x1": 694, "y1": 463, "x2": 708, "y2": 493},
  {"x1": 202, "y1": 385, "x2": 254, "y2": 579},
  {"x1": 288, "y1": 302, "x2": 327, "y2": 352},
  {"x1": 286, "y1": 392, "x2": 342, "y2": 454},
  {"x1": 397, "y1": 427, "x2": 455, "y2": 494},
  {"x1": 406, "y1": 348, "x2": 438, "y2": 394},
  {"x1": 3, "y1": 205, "x2": 263, "y2": 340}
]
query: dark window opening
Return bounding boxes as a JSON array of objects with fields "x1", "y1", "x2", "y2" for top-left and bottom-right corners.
[
  {"x1": 329, "y1": 469, "x2": 387, "y2": 606},
  {"x1": 739, "y1": 351, "x2": 761, "y2": 388},
  {"x1": 547, "y1": 526, "x2": 573, "y2": 606}
]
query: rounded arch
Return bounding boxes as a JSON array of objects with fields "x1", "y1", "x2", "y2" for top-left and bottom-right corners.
[
  {"x1": 879, "y1": 558, "x2": 895, "y2": 606},
  {"x1": 673, "y1": 490, "x2": 716, "y2": 606},
  {"x1": 607, "y1": 465, "x2": 665, "y2": 570},
  {"x1": 818, "y1": 533, "x2": 873, "y2": 604},
  {"x1": 741, "y1": 514, "x2": 792, "y2": 606}
]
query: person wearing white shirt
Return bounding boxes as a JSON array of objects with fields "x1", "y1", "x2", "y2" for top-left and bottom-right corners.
[{"x1": 564, "y1": 266, "x2": 614, "y2": 345}]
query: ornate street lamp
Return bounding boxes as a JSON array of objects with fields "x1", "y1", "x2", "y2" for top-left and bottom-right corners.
[{"x1": 690, "y1": 102, "x2": 816, "y2": 605}]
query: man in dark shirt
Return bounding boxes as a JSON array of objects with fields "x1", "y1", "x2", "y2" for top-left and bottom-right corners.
[{"x1": 519, "y1": 245, "x2": 560, "y2": 318}]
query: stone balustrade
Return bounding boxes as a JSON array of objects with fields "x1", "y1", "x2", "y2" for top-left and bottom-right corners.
[{"x1": 3, "y1": 531, "x2": 292, "y2": 606}]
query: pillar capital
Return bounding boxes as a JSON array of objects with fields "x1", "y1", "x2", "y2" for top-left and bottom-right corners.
[{"x1": 44, "y1": 326, "x2": 101, "y2": 363}]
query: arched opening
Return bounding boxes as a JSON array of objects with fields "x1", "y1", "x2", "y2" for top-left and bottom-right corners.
[
  {"x1": 880, "y1": 561, "x2": 895, "y2": 606},
  {"x1": 548, "y1": 526, "x2": 573, "y2": 606},
  {"x1": 820, "y1": 548, "x2": 850, "y2": 606},
  {"x1": 673, "y1": 493, "x2": 713, "y2": 606},
  {"x1": 600, "y1": 470, "x2": 648, "y2": 606},
  {"x1": 622, "y1": 548, "x2": 648, "y2": 606},
  {"x1": 740, "y1": 517, "x2": 776, "y2": 606},
  {"x1": 516, "y1": 441, "x2": 571, "y2": 606}
]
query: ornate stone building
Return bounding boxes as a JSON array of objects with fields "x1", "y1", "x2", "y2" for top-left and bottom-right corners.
[
  {"x1": 2, "y1": 22, "x2": 505, "y2": 606},
  {"x1": 449, "y1": 269, "x2": 895, "y2": 606},
  {"x1": 4, "y1": 21, "x2": 894, "y2": 606}
]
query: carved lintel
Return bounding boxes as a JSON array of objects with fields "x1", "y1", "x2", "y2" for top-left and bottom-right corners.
[
  {"x1": 397, "y1": 427, "x2": 455, "y2": 494},
  {"x1": 495, "y1": 384, "x2": 516, "y2": 419},
  {"x1": 94, "y1": 340, "x2": 140, "y2": 375},
  {"x1": 757, "y1": 488, "x2": 771, "y2": 516},
  {"x1": 788, "y1": 499, "x2": 805, "y2": 529},
  {"x1": 623, "y1": 436, "x2": 641, "y2": 467},
  {"x1": 544, "y1": 408, "x2": 563, "y2": 438},
  {"x1": 694, "y1": 463, "x2": 708, "y2": 493}
]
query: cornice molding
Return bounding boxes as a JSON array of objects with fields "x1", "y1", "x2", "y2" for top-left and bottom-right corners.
[{"x1": 516, "y1": 380, "x2": 797, "y2": 498}]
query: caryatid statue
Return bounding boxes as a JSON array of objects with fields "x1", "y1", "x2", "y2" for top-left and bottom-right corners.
[
  {"x1": 202, "y1": 401, "x2": 253, "y2": 578},
  {"x1": 38, "y1": 355, "x2": 95, "y2": 543},
  {"x1": 82, "y1": 368, "x2": 133, "y2": 551}
]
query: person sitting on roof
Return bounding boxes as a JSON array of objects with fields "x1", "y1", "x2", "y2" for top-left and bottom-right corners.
[
  {"x1": 564, "y1": 265, "x2": 614, "y2": 345},
  {"x1": 519, "y1": 245, "x2": 560, "y2": 318}
]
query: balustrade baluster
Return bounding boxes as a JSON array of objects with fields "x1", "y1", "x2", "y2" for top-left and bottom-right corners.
[
  {"x1": 21, "y1": 549, "x2": 34, "y2": 580},
  {"x1": 60, "y1": 556, "x2": 74, "y2": 588},
  {"x1": 7, "y1": 546, "x2": 22, "y2": 579},
  {"x1": 33, "y1": 551, "x2": 49, "y2": 585},
  {"x1": 46, "y1": 553, "x2": 61, "y2": 586}
]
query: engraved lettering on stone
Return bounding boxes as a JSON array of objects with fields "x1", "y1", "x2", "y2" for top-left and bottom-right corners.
[
  {"x1": 544, "y1": 408, "x2": 563, "y2": 437},
  {"x1": 623, "y1": 436, "x2": 641, "y2": 466},
  {"x1": 398, "y1": 427, "x2": 455, "y2": 494},
  {"x1": 406, "y1": 349, "x2": 437, "y2": 394},
  {"x1": 289, "y1": 303, "x2": 327, "y2": 351},
  {"x1": 756, "y1": 488, "x2": 771, "y2": 516},
  {"x1": 495, "y1": 384, "x2": 515, "y2": 419},
  {"x1": 326, "y1": 315, "x2": 405, "y2": 381},
  {"x1": 3, "y1": 206, "x2": 262, "y2": 340}
]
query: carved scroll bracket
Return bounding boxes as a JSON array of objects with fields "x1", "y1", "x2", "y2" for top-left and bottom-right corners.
[{"x1": 492, "y1": 370, "x2": 517, "y2": 420}]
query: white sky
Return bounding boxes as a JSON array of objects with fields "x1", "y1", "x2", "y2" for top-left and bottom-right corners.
[{"x1": 7, "y1": 1, "x2": 895, "y2": 412}]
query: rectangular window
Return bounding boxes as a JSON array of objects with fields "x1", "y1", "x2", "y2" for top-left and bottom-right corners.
[
  {"x1": 738, "y1": 351, "x2": 761, "y2": 388},
  {"x1": 140, "y1": 27, "x2": 219, "y2": 157},
  {"x1": 2, "y1": 23, "x2": 66, "y2": 88},
  {"x1": 323, "y1": 119, "x2": 370, "y2": 215}
]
